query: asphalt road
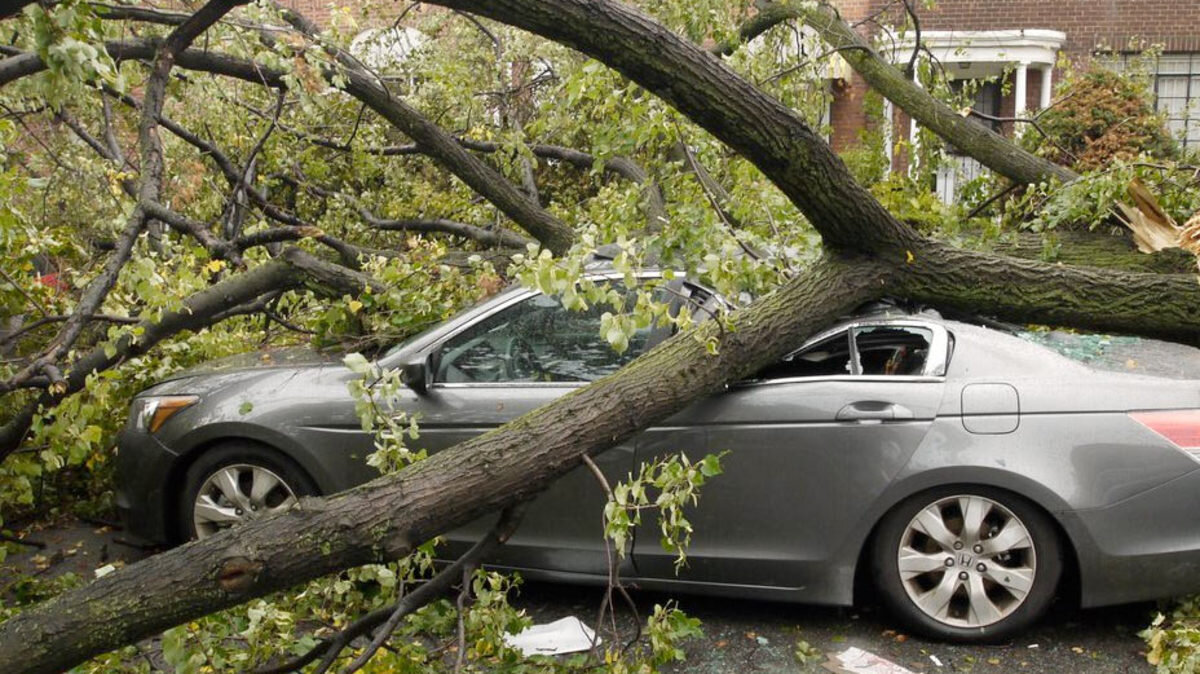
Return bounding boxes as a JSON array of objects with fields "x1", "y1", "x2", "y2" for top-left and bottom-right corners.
[
  {"x1": 1, "y1": 519, "x2": 1155, "y2": 673},
  {"x1": 513, "y1": 580, "x2": 1154, "y2": 673}
]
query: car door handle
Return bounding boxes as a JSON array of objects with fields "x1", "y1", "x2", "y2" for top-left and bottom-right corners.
[{"x1": 836, "y1": 401, "x2": 914, "y2": 421}]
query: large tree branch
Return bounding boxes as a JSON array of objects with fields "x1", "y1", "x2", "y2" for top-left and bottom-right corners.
[
  {"x1": 903, "y1": 242, "x2": 1200, "y2": 346},
  {"x1": 421, "y1": 0, "x2": 917, "y2": 254}
]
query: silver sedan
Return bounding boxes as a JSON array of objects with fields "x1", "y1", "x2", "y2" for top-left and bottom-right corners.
[{"x1": 117, "y1": 279, "x2": 1200, "y2": 642}]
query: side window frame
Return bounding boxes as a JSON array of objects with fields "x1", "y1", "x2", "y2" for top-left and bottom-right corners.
[{"x1": 741, "y1": 319, "x2": 952, "y2": 387}]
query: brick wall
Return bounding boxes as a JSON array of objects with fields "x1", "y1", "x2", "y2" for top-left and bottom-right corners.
[
  {"x1": 828, "y1": 0, "x2": 875, "y2": 151},
  {"x1": 874, "y1": 0, "x2": 1200, "y2": 56}
]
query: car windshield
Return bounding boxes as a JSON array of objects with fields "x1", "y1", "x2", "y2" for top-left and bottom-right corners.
[{"x1": 380, "y1": 288, "x2": 523, "y2": 359}]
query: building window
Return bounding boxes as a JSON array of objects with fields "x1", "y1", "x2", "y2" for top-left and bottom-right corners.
[
  {"x1": 1153, "y1": 54, "x2": 1200, "y2": 150},
  {"x1": 1114, "y1": 52, "x2": 1200, "y2": 150}
]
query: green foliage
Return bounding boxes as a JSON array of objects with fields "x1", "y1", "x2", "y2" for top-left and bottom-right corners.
[
  {"x1": 644, "y1": 602, "x2": 703, "y2": 666},
  {"x1": 1143, "y1": 598, "x2": 1200, "y2": 672},
  {"x1": 1023, "y1": 61, "x2": 1179, "y2": 172},
  {"x1": 793, "y1": 636, "x2": 822, "y2": 665},
  {"x1": 345, "y1": 351, "x2": 426, "y2": 474},
  {"x1": 604, "y1": 451, "x2": 726, "y2": 573},
  {"x1": 1004, "y1": 161, "x2": 1200, "y2": 235}
]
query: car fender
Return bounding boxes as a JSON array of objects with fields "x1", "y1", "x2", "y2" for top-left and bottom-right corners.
[
  {"x1": 171, "y1": 421, "x2": 340, "y2": 495},
  {"x1": 835, "y1": 464, "x2": 1081, "y2": 596}
]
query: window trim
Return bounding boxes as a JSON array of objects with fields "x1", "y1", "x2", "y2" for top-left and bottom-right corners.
[{"x1": 736, "y1": 318, "x2": 951, "y2": 389}]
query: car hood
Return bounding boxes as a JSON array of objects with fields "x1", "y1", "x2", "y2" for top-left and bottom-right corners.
[{"x1": 141, "y1": 347, "x2": 347, "y2": 397}]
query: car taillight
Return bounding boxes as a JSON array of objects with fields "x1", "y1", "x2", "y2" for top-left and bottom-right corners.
[{"x1": 1130, "y1": 410, "x2": 1200, "y2": 454}]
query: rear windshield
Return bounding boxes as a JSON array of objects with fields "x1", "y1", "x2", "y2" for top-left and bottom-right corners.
[{"x1": 1017, "y1": 331, "x2": 1200, "y2": 380}]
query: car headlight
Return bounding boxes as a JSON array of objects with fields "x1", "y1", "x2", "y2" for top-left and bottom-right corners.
[{"x1": 131, "y1": 395, "x2": 199, "y2": 433}]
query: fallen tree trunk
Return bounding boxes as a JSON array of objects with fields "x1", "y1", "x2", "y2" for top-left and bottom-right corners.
[{"x1": 990, "y1": 230, "x2": 1198, "y2": 275}]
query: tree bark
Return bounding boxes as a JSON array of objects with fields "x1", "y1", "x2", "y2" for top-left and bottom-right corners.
[
  {"x1": 904, "y1": 241, "x2": 1200, "y2": 345},
  {"x1": 0, "y1": 256, "x2": 890, "y2": 674},
  {"x1": 991, "y1": 231, "x2": 1198, "y2": 275}
]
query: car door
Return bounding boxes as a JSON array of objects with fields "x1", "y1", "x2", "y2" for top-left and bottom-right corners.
[
  {"x1": 632, "y1": 321, "x2": 950, "y2": 589},
  {"x1": 401, "y1": 287, "x2": 671, "y2": 577}
]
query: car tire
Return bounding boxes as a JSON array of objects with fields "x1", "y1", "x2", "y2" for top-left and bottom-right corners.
[
  {"x1": 872, "y1": 486, "x2": 1062, "y2": 643},
  {"x1": 179, "y1": 442, "x2": 318, "y2": 541}
]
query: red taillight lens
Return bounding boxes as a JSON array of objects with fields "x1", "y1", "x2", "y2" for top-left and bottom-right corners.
[{"x1": 1130, "y1": 410, "x2": 1200, "y2": 450}]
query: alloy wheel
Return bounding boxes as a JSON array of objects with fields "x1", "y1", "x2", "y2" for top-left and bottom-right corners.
[
  {"x1": 192, "y1": 463, "x2": 298, "y2": 539},
  {"x1": 896, "y1": 494, "x2": 1036, "y2": 628}
]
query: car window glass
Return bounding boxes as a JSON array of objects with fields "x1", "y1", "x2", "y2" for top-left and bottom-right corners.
[
  {"x1": 435, "y1": 286, "x2": 667, "y2": 383},
  {"x1": 758, "y1": 331, "x2": 853, "y2": 379},
  {"x1": 854, "y1": 325, "x2": 933, "y2": 376}
]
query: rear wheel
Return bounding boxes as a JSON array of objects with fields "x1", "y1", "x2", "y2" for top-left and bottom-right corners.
[
  {"x1": 180, "y1": 442, "x2": 317, "y2": 540},
  {"x1": 872, "y1": 486, "x2": 1062, "y2": 642}
]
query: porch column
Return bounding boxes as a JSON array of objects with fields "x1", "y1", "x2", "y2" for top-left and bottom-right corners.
[
  {"x1": 1014, "y1": 61, "x2": 1029, "y2": 120},
  {"x1": 909, "y1": 64, "x2": 921, "y2": 173},
  {"x1": 883, "y1": 98, "x2": 894, "y2": 173},
  {"x1": 1039, "y1": 65, "x2": 1053, "y2": 110}
]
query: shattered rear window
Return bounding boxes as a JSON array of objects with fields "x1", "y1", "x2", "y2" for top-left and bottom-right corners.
[{"x1": 1017, "y1": 331, "x2": 1200, "y2": 380}]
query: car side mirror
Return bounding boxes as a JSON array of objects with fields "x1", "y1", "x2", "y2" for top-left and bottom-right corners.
[{"x1": 400, "y1": 356, "x2": 432, "y2": 395}]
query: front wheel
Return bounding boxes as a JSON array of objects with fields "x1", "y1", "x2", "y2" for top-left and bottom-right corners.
[
  {"x1": 872, "y1": 486, "x2": 1062, "y2": 642},
  {"x1": 180, "y1": 442, "x2": 317, "y2": 541}
]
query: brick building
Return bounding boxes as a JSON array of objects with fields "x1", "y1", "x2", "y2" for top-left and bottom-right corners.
[{"x1": 828, "y1": 0, "x2": 1200, "y2": 198}]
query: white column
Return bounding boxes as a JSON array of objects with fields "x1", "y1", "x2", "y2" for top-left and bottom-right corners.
[
  {"x1": 1039, "y1": 65, "x2": 1053, "y2": 110},
  {"x1": 1014, "y1": 61, "x2": 1029, "y2": 120},
  {"x1": 883, "y1": 98, "x2": 894, "y2": 173},
  {"x1": 909, "y1": 64, "x2": 921, "y2": 174}
]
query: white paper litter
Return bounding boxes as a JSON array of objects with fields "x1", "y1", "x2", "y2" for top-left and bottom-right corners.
[
  {"x1": 825, "y1": 647, "x2": 916, "y2": 674},
  {"x1": 503, "y1": 616, "x2": 599, "y2": 656},
  {"x1": 94, "y1": 564, "x2": 116, "y2": 578}
]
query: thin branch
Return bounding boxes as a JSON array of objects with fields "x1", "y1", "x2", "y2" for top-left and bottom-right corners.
[
  {"x1": 141, "y1": 201, "x2": 242, "y2": 263},
  {"x1": 966, "y1": 108, "x2": 1079, "y2": 165},
  {"x1": 0, "y1": 267, "x2": 49, "y2": 318},
  {"x1": 452, "y1": 566, "x2": 470, "y2": 674},
  {"x1": 370, "y1": 218, "x2": 530, "y2": 248},
  {"x1": 964, "y1": 182, "x2": 1019, "y2": 220},
  {"x1": 1, "y1": 0, "x2": 249, "y2": 394},
  {"x1": 300, "y1": 179, "x2": 533, "y2": 248},
  {"x1": 900, "y1": 0, "x2": 921, "y2": 79},
  {"x1": 99, "y1": 92, "x2": 125, "y2": 165},
  {"x1": 674, "y1": 135, "x2": 764, "y2": 263},
  {"x1": 226, "y1": 89, "x2": 285, "y2": 238},
  {"x1": 452, "y1": 9, "x2": 502, "y2": 60},
  {"x1": 0, "y1": 314, "x2": 140, "y2": 349},
  {"x1": 581, "y1": 454, "x2": 641, "y2": 657}
]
